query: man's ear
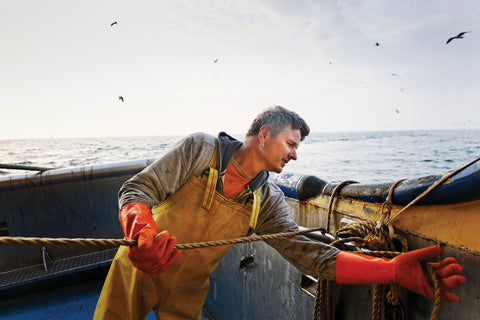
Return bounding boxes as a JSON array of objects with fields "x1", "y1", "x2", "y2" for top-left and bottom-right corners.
[{"x1": 258, "y1": 126, "x2": 270, "y2": 144}]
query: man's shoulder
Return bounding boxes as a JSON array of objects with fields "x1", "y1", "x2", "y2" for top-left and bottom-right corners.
[
  {"x1": 260, "y1": 180, "x2": 286, "y2": 200},
  {"x1": 186, "y1": 132, "x2": 216, "y2": 145},
  {"x1": 178, "y1": 132, "x2": 217, "y2": 151}
]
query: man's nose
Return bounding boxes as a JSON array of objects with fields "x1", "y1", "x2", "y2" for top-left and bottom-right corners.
[{"x1": 289, "y1": 149, "x2": 297, "y2": 161}]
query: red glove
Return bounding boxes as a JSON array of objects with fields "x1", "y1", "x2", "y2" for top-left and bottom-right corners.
[
  {"x1": 335, "y1": 246, "x2": 466, "y2": 302},
  {"x1": 119, "y1": 202, "x2": 180, "y2": 274}
]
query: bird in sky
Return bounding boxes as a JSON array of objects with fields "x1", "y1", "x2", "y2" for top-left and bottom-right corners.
[
  {"x1": 395, "y1": 109, "x2": 400, "y2": 114},
  {"x1": 118, "y1": 96, "x2": 124, "y2": 102},
  {"x1": 213, "y1": 59, "x2": 219, "y2": 63},
  {"x1": 375, "y1": 42, "x2": 380, "y2": 46},
  {"x1": 446, "y1": 31, "x2": 471, "y2": 44},
  {"x1": 111, "y1": 21, "x2": 118, "y2": 27}
]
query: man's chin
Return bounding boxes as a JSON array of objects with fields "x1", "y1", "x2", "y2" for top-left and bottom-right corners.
[{"x1": 273, "y1": 167, "x2": 283, "y2": 174}]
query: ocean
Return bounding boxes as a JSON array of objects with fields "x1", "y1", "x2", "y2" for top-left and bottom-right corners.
[{"x1": 1, "y1": 129, "x2": 479, "y2": 183}]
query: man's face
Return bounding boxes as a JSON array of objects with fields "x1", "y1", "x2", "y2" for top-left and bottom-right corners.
[{"x1": 261, "y1": 125, "x2": 301, "y2": 173}]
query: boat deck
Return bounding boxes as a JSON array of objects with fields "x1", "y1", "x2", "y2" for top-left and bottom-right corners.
[
  {"x1": 0, "y1": 248, "x2": 212, "y2": 319},
  {"x1": 0, "y1": 248, "x2": 117, "y2": 294},
  {"x1": 0, "y1": 280, "x2": 212, "y2": 320}
]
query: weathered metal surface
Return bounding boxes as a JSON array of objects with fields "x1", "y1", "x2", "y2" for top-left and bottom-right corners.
[
  {"x1": 305, "y1": 195, "x2": 480, "y2": 254},
  {"x1": 0, "y1": 160, "x2": 152, "y2": 274}
]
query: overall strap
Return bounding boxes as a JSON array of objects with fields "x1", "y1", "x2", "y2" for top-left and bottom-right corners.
[
  {"x1": 202, "y1": 140, "x2": 219, "y2": 210},
  {"x1": 201, "y1": 139, "x2": 262, "y2": 230},
  {"x1": 249, "y1": 187, "x2": 262, "y2": 229}
]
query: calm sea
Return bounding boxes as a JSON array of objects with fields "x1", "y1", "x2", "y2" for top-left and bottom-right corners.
[{"x1": 1, "y1": 130, "x2": 479, "y2": 184}]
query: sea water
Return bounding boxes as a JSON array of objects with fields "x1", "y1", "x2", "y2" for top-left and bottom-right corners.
[{"x1": 1, "y1": 129, "x2": 479, "y2": 183}]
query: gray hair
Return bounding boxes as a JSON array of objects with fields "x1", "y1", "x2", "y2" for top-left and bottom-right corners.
[{"x1": 246, "y1": 106, "x2": 310, "y2": 141}]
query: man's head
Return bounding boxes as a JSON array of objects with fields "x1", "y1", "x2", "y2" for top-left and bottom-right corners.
[{"x1": 246, "y1": 106, "x2": 310, "y2": 141}]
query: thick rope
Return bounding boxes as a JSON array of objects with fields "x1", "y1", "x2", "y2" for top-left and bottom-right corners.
[
  {"x1": 376, "y1": 179, "x2": 405, "y2": 229},
  {"x1": 0, "y1": 237, "x2": 135, "y2": 247},
  {"x1": 427, "y1": 265, "x2": 441, "y2": 320},
  {"x1": 326, "y1": 180, "x2": 358, "y2": 233},
  {"x1": 314, "y1": 180, "x2": 356, "y2": 320},
  {"x1": 0, "y1": 226, "x2": 328, "y2": 250}
]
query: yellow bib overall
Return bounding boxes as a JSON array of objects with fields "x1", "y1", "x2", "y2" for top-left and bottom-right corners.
[{"x1": 94, "y1": 146, "x2": 260, "y2": 320}]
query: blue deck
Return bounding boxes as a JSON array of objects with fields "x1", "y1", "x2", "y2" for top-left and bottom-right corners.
[
  {"x1": 0, "y1": 278, "x2": 157, "y2": 320},
  {"x1": 0, "y1": 277, "x2": 209, "y2": 320}
]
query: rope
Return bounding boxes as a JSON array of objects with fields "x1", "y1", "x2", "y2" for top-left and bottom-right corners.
[
  {"x1": 326, "y1": 180, "x2": 358, "y2": 233},
  {"x1": 0, "y1": 237, "x2": 135, "y2": 247},
  {"x1": 376, "y1": 179, "x2": 405, "y2": 229},
  {"x1": 0, "y1": 226, "x2": 328, "y2": 250},
  {"x1": 314, "y1": 180, "x2": 354, "y2": 320},
  {"x1": 427, "y1": 265, "x2": 441, "y2": 320}
]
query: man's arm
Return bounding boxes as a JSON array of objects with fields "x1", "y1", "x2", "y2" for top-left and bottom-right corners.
[
  {"x1": 254, "y1": 182, "x2": 340, "y2": 280},
  {"x1": 118, "y1": 133, "x2": 216, "y2": 208}
]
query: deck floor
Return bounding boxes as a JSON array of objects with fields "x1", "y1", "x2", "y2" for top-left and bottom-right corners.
[{"x1": 0, "y1": 277, "x2": 210, "y2": 319}]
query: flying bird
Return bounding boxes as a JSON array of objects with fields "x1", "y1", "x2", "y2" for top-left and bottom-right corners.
[
  {"x1": 118, "y1": 96, "x2": 124, "y2": 102},
  {"x1": 213, "y1": 59, "x2": 219, "y2": 63},
  {"x1": 446, "y1": 31, "x2": 471, "y2": 44},
  {"x1": 111, "y1": 21, "x2": 118, "y2": 27},
  {"x1": 395, "y1": 109, "x2": 400, "y2": 114},
  {"x1": 375, "y1": 42, "x2": 380, "y2": 46}
]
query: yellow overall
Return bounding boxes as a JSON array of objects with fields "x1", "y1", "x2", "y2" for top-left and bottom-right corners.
[{"x1": 94, "y1": 145, "x2": 260, "y2": 320}]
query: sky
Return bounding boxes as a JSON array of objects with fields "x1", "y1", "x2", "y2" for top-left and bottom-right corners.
[{"x1": 1, "y1": 0, "x2": 479, "y2": 139}]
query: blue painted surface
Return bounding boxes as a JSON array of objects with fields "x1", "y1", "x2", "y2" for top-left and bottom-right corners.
[
  {"x1": 0, "y1": 277, "x2": 210, "y2": 319},
  {"x1": 272, "y1": 160, "x2": 480, "y2": 205},
  {"x1": 0, "y1": 278, "x2": 155, "y2": 320}
]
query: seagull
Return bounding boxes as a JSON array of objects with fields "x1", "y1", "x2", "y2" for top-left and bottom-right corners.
[
  {"x1": 111, "y1": 21, "x2": 118, "y2": 27},
  {"x1": 118, "y1": 96, "x2": 124, "y2": 102},
  {"x1": 446, "y1": 31, "x2": 471, "y2": 44}
]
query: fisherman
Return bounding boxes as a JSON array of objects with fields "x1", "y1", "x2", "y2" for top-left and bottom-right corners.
[{"x1": 94, "y1": 106, "x2": 465, "y2": 319}]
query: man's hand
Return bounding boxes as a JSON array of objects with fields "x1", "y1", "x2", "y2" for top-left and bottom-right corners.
[
  {"x1": 394, "y1": 246, "x2": 465, "y2": 302},
  {"x1": 128, "y1": 229, "x2": 180, "y2": 274},
  {"x1": 335, "y1": 246, "x2": 465, "y2": 302},
  {"x1": 120, "y1": 202, "x2": 180, "y2": 274}
]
